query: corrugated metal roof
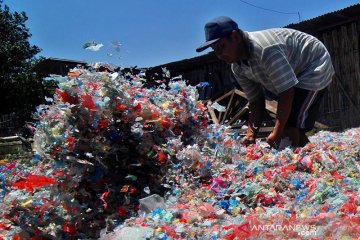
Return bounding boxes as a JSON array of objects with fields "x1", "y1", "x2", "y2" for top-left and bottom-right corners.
[{"x1": 285, "y1": 4, "x2": 360, "y2": 34}]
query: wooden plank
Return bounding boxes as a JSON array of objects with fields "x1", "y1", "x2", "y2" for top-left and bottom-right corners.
[
  {"x1": 226, "y1": 103, "x2": 249, "y2": 126},
  {"x1": 234, "y1": 89, "x2": 247, "y2": 98},
  {"x1": 324, "y1": 31, "x2": 332, "y2": 114},
  {"x1": 314, "y1": 121, "x2": 329, "y2": 129},
  {"x1": 214, "y1": 89, "x2": 235, "y2": 102},
  {"x1": 0, "y1": 136, "x2": 22, "y2": 142},
  {"x1": 331, "y1": 29, "x2": 340, "y2": 111},
  {"x1": 351, "y1": 22, "x2": 360, "y2": 104},
  {"x1": 235, "y1": 126, "x2": 273, "y2": 134},
  {"x1": 207, "y1": 101, "x2": 220, "y2": 124},
  {"x1": 333, "y1": 74, "x2": 360, "y2": 117},
  {"x1": 208, "y1": 87, "x2": 330, "y2": 129},
  {"x1": 265, "y1": 100, "x2": 278, "y2": 114},
  {"x1": 220, "y1": 90, "x2": 235, "y2": 124},
  {"x1": 234, "y1": 89, "x2": 277, "y2": 114}
]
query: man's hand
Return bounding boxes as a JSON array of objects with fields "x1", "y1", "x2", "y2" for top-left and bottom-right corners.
[
  {"x1": 242, "y1": 96, "x2": 265, "y2": 147},
  {"x1": 266, "y1": 131, "x2": 281, "y2": 149},
  {"x1": 241, "y1": 134, "x2": 256, "y2": 146},
  {"x1": 267, "y1": 87, "x2": 295, "y2": 149}
]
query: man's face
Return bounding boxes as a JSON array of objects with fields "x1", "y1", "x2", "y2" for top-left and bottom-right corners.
[{"x1": 211, "y1": 32, "x2": 241, "y2": 63}]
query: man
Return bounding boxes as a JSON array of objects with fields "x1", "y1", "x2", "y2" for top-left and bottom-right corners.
[{"x1": 196, "y1": 16, "x2": 335, "y2": 149}]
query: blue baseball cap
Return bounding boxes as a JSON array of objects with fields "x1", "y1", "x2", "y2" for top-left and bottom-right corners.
[{"x1": 196, "y1": 16, "x2": 239, "y2": 52}]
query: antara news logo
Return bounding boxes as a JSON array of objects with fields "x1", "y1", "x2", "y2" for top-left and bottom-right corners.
[{"x1": 251, "y1": 224, "x2": 318, "y2": 237}]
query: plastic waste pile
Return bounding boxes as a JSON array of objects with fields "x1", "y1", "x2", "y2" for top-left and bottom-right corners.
[
  {"x1": 104, "y1": 125, "x2": 360, "y2": 239},
  {"x1": 0, "y1": 63, "x2": 359, "y2": 239},
  {"x1": 0, "y1": 64, "x2": 209, "y2": 239}
]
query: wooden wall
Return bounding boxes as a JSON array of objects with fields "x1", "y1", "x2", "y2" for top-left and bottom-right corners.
[{"x1": 316, "y1": 19, "x2": 360, "y2": 129}]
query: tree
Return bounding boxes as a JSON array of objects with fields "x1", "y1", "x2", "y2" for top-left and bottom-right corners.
[{"x1": 0, "y1": 4, "x2": 43, "y2": 132}]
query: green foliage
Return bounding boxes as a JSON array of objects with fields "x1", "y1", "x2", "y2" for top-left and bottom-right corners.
[
  {"x1": 0, "y1": 5, "x2": 40, "y2": 78},
  {"x1": 0, "y1": 4, "x2": 44, "y2": 129}
]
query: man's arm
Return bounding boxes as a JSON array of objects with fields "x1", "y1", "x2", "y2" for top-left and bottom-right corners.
[
  {"x1": 243, "y1": 94, "x2": 265, "y2": 145},
  {"x1": 266, "y1": 87, "x2": 294, "y2": 148}
]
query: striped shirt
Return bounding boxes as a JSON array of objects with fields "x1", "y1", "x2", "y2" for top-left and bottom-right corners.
[{"x1": 231, "y1": 28, "x2": 335, "y2": 102}]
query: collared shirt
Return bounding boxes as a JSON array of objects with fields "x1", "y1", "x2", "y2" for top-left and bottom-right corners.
[{"x1": 231, "y1": 28, "x2": 335, "y2": 102}]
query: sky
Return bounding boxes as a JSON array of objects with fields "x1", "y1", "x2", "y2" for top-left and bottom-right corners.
[{"x1": 3, "y1": 0, "x2": 360, "y2": 68}]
